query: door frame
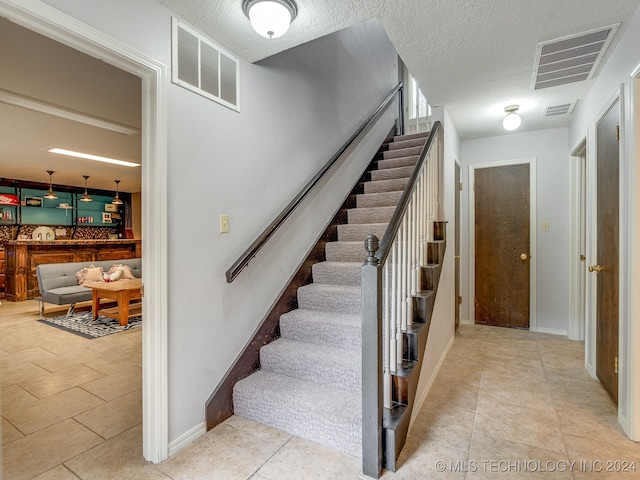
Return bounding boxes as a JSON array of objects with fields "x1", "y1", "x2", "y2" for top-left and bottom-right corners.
[
  {"x1": 568, "y1": 139, "x2": 587, "y2": 342},
  {"x1": 468, "y1": 158, "x2": 537, "y2": 331},
  {"x1": 0, "y1": 0, "x2": 169, "y2": 462}
]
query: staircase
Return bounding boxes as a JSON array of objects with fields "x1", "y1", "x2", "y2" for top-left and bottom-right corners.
[{"x1": 233, "y1": 131, "x2": 432, "y2": 457}]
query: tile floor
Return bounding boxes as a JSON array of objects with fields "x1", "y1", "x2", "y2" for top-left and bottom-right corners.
[{"x1": 2, "y1": 300, "x2": 640, "y2": 479}]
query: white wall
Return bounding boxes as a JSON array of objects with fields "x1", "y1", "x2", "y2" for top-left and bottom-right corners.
[
  {"x1": 41, "y1": 0, "x2": 400, "y2": 442},
  {"x1": 460, "y1": 128, "x2": 570, "y2": 334}
]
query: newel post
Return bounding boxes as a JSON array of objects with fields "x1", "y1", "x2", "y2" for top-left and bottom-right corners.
[{"x1": 361, "y1": 234, "x2": 383, "y2": 478}]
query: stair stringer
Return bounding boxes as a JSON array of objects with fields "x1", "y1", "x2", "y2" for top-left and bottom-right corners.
[{"x1": 383, "y1": 221, "x2": 447, "y2": 472}]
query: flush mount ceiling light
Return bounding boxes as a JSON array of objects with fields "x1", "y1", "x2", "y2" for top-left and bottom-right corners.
[
  {"x1": 503, "y1": 105, "x2": 522, "y2": 131},
  {"x1": 44, "y1": 170, "x2": 58, "y2": 199},
  {"x1": 48, "y1": 148, "x2": 140, "y2": 167},
  {"x1": 242, "y1": 0, "x2": 297, "y2": 39}
]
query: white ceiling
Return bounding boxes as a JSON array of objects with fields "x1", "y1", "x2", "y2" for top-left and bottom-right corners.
[
  {"x1": 2, "y1": 1, "x2": 640, "y2": 193},
  {"x1": 163, "y1": 0, "x2": 640, "y2": 139}
]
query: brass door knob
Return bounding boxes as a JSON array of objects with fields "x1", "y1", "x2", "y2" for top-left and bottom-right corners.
[
  {"x1": 589, "y1": 265, "x2": 603, "y2": 273},
  {"x1": 454, "y1": 255, "x2": 460, "y2": 260},
  {"x1": 520, "y1": 253, "x2": 528, "y2": 260}
]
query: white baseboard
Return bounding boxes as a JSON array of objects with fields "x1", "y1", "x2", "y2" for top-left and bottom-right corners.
[
  {"x1": 535, "y1": 327, "x2": 568, "y2": 336},
  {"x1": 168, "y1": 422, "x2": 207, "y2": 457}
]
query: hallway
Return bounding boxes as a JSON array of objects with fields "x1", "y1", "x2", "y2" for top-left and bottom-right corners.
[{"x1": 2, "y1": 300, "x2": 639, "y2": 479}]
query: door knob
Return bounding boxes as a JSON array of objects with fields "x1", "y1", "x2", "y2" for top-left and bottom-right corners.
[
  {"x1": 589, "y1": 264, "x2": 603, "y2": 273},
  {"x1": 519, "y1": 253, "x2": 528, "y2": 260},
  {"x1": 454, "y1": 255, "x2": 460, "y2": 260}
]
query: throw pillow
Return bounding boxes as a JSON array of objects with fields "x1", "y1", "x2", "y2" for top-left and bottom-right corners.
[
  {"x1": 108, "y1": 269, "x2": 123, "y2": 282},
  {"x1": 109, "y1": 264, "x2": 135, "y2": 280},
  {"x1": 76, "y1": 265, "x2": 104, "y2": 285}
]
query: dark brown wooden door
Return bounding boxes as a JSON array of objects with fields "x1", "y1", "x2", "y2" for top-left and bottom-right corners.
[
  {"x1": 475, "y1": 164, "x2": 530, "y2": 328},
  {"x1": 595, "y1": 101, "x2": 619, "y2": 404},
  {"x1": 455, "y1": 163, "x2": 461, "y2": 330}
]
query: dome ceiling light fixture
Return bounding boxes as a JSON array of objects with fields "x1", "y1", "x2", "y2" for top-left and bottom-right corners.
[
  {"x1": 242, "y1": 0, "x2": 298, "y2": 39},
  {"x1": 503, "y1": 105, "x2": 522, "y2": 131}
]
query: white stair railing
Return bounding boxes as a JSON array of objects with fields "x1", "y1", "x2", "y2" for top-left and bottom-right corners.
[{"x1": 361, "y1": 122, "x2": 443, "y2": 478}]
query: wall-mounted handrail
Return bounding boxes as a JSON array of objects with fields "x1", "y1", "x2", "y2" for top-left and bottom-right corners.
[{"x1": 225, "y1": 82, "x2": 404, "y2": 283}]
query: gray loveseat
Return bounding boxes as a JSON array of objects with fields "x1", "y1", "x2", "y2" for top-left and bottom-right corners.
[{"x1": 36, "y1": 258, "x2": 142, "y2": 315}]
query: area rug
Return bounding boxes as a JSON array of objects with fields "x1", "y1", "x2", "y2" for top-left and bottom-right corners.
[{"x1": 38, "y1": 310, "x2": 142, "y2": 339}]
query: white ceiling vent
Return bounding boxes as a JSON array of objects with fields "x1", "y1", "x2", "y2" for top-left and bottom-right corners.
[
  {"x1": 544, "y1": 101, "x2": 577, "y2": 117},
  {"x1": 532, "y1": 24, "x2": 620, "y2": 90}
]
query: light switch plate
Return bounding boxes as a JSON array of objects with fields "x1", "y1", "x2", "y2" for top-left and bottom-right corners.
[
  {"x1": 541, "y1": 221, "x2": 549, "y2": 232},
  {"x1": 220, "y1": 214, "x2": 229, "y2": 233}
]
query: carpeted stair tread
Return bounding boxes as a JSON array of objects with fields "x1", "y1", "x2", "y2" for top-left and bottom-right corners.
[
  {"x1": 364, "y1": 178, "x2": 408, "y2": 194},
  {"x1": 233, "y1": 370, "x2": 361, "y2": 456},
  {"x1": 338, "y1": 222, "x2": 387, "y2": 241},
  {"x1": 260, "y1": 338, "x2": 361, "y2": 390},
  {"x1": 393, "y1": 131, "x2": 429, "y2": 142},
  {"x1": 347, "y1": 206, "x2": 395, "y2": 224},
  {"x1": 297, "y1": 283, "x2": 361, "y2": 314},
  {"x1": 312, "y1": 261, "x2": 361, "y2": 286},
  {"x1": 371, "y1": 165, "x2": 414, "y2": 181},
  {"x1": 279, "y1": 308, "x2": 361, "y2": 349},
  {"x1": 325, "y1": 241, "x2": 367, "y2": 263},
  {"x1": 377, "y1": 156, "x2": 418, "y2": 170},
  {"x1": 383, "y1": 145, "x2": 422, "y2": 159},
  {"x1": 356, "y1": 191, "x2": 403, "y2": 208},
  {"x1": 388, "y1": 137, "x2": 427, "y2": 150}
]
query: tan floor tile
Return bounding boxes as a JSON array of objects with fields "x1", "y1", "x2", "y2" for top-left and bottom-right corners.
[
  {"x1": 410, "y1": 404, "x2": 475, "y2": 452},
  {"x1": 2, "y1": 417, "x2": 24, "y2": 444},
  {"x1": 383, "y1": 435, "x2": 468, "y2": 480},
  {"x1": 74, "y1": 388, "x2": 142, "y2": 439},
  {"x1": 81, "y1": 365, "x2": 142, "y2": 401},
  {"x1": 19, "y1": 363, "x2": 105, "y2": 398},
  {"x1": 565, "y1": 433, "x2": 640, "y2": 479},
  {"x1": 31, "y1": 465, "x2": 80, "y2": 480},
  {"x1": 479, "y1": 373, "x2": 555, "y2": 413},
  {"x1": 0, "y1": 362, "x2": 50, "y2": 386},
  {"x1": 3, "y1": 386, "x2": 104, "y2": 435},
  {"x1": 159, "y1": 423, "x2": 284, "y2": 480},
  {"x1": 257, "y1": 436, "x2": 361, "y2": 480},
  {"x1": 34, "y1": 346, "x2": 105, "y2": 372},
  {"x1": 425, "y1": 375, "x2": 480, "y2": 412},
  {"x1": 83, "y1": 347, "x2": 143, "y2": 375},
  {"x1": 474, "y1": 396, "x2": 565, "y2": 455},
  {"x1": 1, "y1": 383, "x2": 38, "y2": 410},
  {"x1": 0, "y1": 346, "x2": 55, "y2": 368},
  {"x1": 467, "y1": 431, "x2": 573, "y2": 479},
  {"x1": 2, "y1": 418, "x2": 103, "y2": 480},
  {"x1": 64, "y1": 424, "x2": 170, "y2": 480},
  {"x1": 224, "y1": 414, "x2": 292, "y2": 444}
]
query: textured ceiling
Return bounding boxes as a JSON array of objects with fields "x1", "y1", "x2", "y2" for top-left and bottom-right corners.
[{"x1": 162, "y1": 0, "x2": 640, "y2": 140}]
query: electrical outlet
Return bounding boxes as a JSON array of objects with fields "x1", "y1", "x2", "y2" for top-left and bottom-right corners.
[
  {"x1": 220, "y1": 214, "x2": 229, "y2": 233},
  {"x1": 541, "y1": 221, "x2": 549, "y2": 232}
]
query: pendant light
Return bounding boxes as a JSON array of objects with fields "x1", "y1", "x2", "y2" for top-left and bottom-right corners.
[
  {"x1": 112, "y1": 179, "x2": 123, "y2": 205},
  {"x1": 80, "y1": 175, "x2": 93, "y2": 202},
  {"x1": 242, "y1": 0, "x2": 298, "y2": 39},
  {"x1": 44, "y1": 170, "x2": 58, "y2": 199},
  {"x1": 503, "y1": 105, "x2": 522, "y2": 131}
]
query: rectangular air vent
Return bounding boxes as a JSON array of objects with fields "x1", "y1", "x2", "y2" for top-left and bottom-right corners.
[
  {"x1": 532, "y1": 24, "x2": 619, "y2": 90},
  {"x1": 544, "y1": 101, "x2": 577, "y2": 117}
]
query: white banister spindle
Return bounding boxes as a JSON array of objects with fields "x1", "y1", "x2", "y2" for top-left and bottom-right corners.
[
  {"x1": 383, "y1": 261, "x2": 391, "y2": 409},
  {"x1": 400, "y1": 215, "x2": 408, "y2": 332},
  {"x1": 390, "y1": 241, "x2": 398, "y2": 373}
]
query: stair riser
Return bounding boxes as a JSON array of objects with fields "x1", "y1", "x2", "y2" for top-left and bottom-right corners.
[
  {"x1": 325, "y1": 242, "x2": 367, "y2": 263},
  {"x1": 312, "y1": 262, "x2": 362, "y2": 286},
  {"x1": 376, "y1": 156, "x2": 418, "y2": 170},
  {"x1": 260, "y1": 341, "x2": 361, "y2": 391},
  {"x1": 393, "y1": 132, "x2": 429, "y2": 142},
  {"x1": 370, "y1": 166, "x2": 413, "y2": 181},
  {"x1": 356, "y1": 191, "x2": 402, "y2": 208},
  {"x1": 383, "y1": 146, "x2": 422, "y2": 159},
  {"x1": 364, "y1": 178, "x2": 407, "y2": 194},
  {"x1": 297, "y1": 286, "x2": 361, "y2": 314},
  {"x1": 338, "y1": 223, "x2": 387, "y2": 242},
  {"x1": 388, "y1": 137, "x2": 427, "y2": 150},
  {"x1": 347, "y1": 207, "x2": 395, "y2": 224},
  {"x1": 280, "y1": 310, "x2": 361, "y2": 349}
]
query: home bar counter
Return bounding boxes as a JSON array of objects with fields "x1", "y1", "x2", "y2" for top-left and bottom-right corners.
[{"x1": 3, "y1": 239, "x2": 141, "y2": 301}]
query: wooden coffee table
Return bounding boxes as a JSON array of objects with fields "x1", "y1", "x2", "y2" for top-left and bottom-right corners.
[{"x1": 84, "y1": 278, "x2": 142, "y2": 326}]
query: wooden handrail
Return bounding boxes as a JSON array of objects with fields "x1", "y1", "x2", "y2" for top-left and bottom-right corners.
[
  {"x1": 376, "y1": 121, "x2": 442, "y2": 265},
  {"x1": 225, "y1": 82, "x2": 404, "y2": 283}
]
